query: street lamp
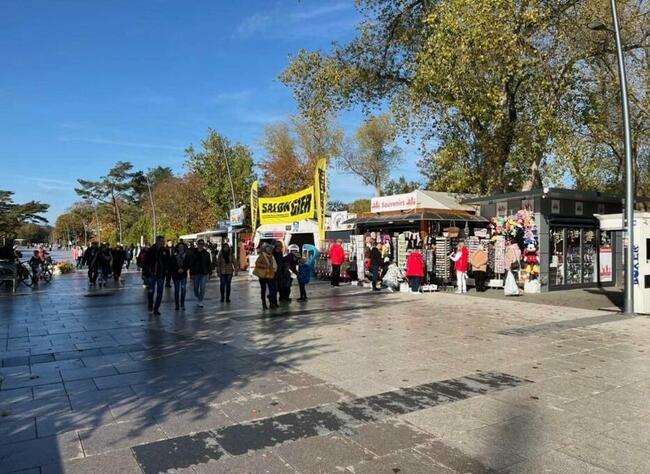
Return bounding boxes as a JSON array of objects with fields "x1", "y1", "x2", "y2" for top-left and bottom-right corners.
[
  {"x1": 589, "y1": 1, "x2": 635, "y2": 315},
  {"x1": 144, "y1": 174, "x2": 157, "y2": 243}
]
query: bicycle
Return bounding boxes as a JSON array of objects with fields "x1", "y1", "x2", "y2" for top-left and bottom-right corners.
[{"x1": 16, "y1": 260, "x2": 34, "y2": 287}]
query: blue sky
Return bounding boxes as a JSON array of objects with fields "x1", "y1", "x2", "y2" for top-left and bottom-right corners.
[{"x1": 0, "y1": 0, "x2": 422, "y2": 222}]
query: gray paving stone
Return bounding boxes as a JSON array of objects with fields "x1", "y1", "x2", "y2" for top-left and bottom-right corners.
[
  {"x1": 344, "y1": 420, "x2": 432, "y2": 456},
  {"x1": 194, "y1": 449, "x2": 295, "y2": 474},
  {"x1": 154, "y1": 406, "x2": 232, "y2": 438},
  {"x1": 41, "y1": 449, "x2": 142, "y2": 474},
  {"x1": 37, "y1": 407, "x2": 116, "y2": 437},
  {"x1": 273, "y1": 433, "x2": 372, "y2": 473},
  {"x1": 79, "y1": 419, "x2": 168, "y2": 455},
  {"x1": 346, "y1": 448, "x2": 453, "y2": 474},
  {"x1": 276, "y1": 385, "x2": 349, "y2": 410},
  {"x1": 506, "y1": 449, "x2": 614, "y2": 474},
  {"x1": 132, "y1": 431, "x2": 225, "y2": 474},
  {"x1": 0, "y1": 418, "x2": 36, "y2": 445},
  {"x1": 0, "y1": 431, "x2": 83, "y2": 472},
  {"x1": 0, "y1": 387, "x2": 32, "y2": 404}
]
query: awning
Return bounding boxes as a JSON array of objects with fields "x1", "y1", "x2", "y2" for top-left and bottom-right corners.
[
  {"x1": 343, "y1": 210, "x2": 488, "y2": 226},
  {"x1": 548, "y1": 216, "x2": 599, "y2": 228}
]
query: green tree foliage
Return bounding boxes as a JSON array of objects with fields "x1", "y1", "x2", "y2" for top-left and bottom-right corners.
[
  {"x1": 0, "y1": 190, "x2": 49, "y2": 239},
  {"x1": 384, "y1": 176, "x2": 420, "y2": 195},
  {"x1": 15, "y1": 223, "x2": 51, "y2": 243},
  {"x1": 339, "y1": 114, "x2": 401, "y2": 196},
  {"x1": 281, "y1": 0, "x2": 650, "y2": 195},
  {"x1": 347, "y1": 198, "x2": 371, "y2": 214},
  {"x1": 185, "y1": 129, "x2": 256, "y2": 224},
  {"x1": 75, "y1": 161, "x2": 140, "y2": 244}
]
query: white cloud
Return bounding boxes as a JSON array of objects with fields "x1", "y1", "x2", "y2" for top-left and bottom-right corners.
[{"x1": 234, "y1": 1, "x2": 357, "y2": 40}]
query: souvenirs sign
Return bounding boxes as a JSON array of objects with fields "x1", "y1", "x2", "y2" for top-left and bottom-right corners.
[
  {"x1": 371, "y1": 192, "x2": 417, "y2": 212},
  {"x1": 259, "y1": 186, "x2": 315, "y2": 224}
]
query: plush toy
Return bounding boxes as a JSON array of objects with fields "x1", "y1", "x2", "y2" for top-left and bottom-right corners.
[{"x1": 523, "y1": 242, "x2": 540, "y2": 276}]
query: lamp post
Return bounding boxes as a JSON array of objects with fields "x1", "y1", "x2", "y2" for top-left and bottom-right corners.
[
  {"x1": 144, "y1": 174, "x2": 157, "y2": 243},
  {"x1": 589, "y1": 0, "x2": 635, "y2": 315}
]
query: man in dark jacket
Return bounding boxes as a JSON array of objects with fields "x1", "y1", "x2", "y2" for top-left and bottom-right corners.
[
  {"x1": 190, "y1": 239, "x2": 212, "y2": 308},
  {"x1": 370, "y1": 242, "x2": 383, "y2": 291},
  {"x1": 111, "y1": 244, "x2": 127, "y2": 283},
  {"x1": 143, "y1": 236, "x2": 170, "y2": 315},
  {"x1": 82, "y1": 242, "x2": 100, "y2": 286}
]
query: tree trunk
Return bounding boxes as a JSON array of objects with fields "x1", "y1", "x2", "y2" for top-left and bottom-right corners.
[
  {"x1": 111, "y1": 189, "x2": 123, "y2": 244},
  {"x1": 521, "y1": 158, "x2": 542, "y2": 192}
]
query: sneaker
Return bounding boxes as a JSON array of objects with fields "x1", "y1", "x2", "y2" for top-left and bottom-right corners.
[
  {"x1": 154, "y1": 310, "x2": 161, "y2": 316},
  {"x1": 226, "y1": 299, "x2": 230, "y2": 303},
  {"x1": 387, "y1": 287, "x2": 394, "y2": 293},
  {"x1": 198, "y1": 303, "x2": 204, "y2": 308}
]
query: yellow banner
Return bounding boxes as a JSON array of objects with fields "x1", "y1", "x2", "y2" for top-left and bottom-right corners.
[
  {"x1": 250, "y1": 180, "x2": 259, "y2": 231},
  {"x1": 259, "y1": 186, "x2": 315, "y2": 224},
  {"x1": 314, "y1": 159, "x2": 327, "y2": 247}
]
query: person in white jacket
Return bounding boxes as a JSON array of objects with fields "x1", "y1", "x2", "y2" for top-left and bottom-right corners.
[{"x1": 382, "y1": 258, "x2": 404, "y2": 292}]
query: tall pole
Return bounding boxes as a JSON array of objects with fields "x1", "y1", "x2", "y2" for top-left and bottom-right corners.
[
  {"x1": 145, "y1": 175, "x2": 157, "y2": 243},
  {"x1": 610, "y1": 0, "x2": 635, "y2": 314},
  {"x1": 220, "y1": 138, "x2": 238, "y2": 261}
]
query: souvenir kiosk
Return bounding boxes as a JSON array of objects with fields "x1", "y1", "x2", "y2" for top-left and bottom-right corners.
[
  {"x1": 343, "y1": 191, "x2": 489, "y2": 287},
  {"x1": 463, "y1": 188, "x2": 650, "y2": 292}
]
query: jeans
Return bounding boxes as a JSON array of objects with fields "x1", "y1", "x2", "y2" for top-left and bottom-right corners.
[
  {"x1": 148, "y1": 275, "x2": 165, "y2": 310},
  {"x1": 76, "y1": 258, "x2": 83, "y2": 269},
  {"x1": 456, "y1": 271, "x2": 467, "y2": 293},
  {"x1": 193, "y1": 274, "x2": 207, "y2": 302},
  {"x1": 371, "y1": 265, "x2": 380, "y2": 289},
  {"x1": 173, "y1": 275, "x2": 187, "y2": 307},
  {"x1": 331, "y1": 264, "x2": 341, "y2": 286},
  {"x1": 260, "y1": 278, "x2": 277, "y2": 307},
  {"x1": 220, "y1": 273, "x2": 232, "y2": 301},
  {"x1": 409, "y1": 276, "x2": 422, "y2": 292}
]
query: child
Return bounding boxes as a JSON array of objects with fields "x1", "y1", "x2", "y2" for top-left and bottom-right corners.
[{"x1": 297, "y1": 252, "x2": 311, "y2": 301}]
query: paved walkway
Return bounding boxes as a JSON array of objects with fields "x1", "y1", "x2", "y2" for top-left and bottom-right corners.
[{"x1": 1, "y1": 270, "x2": 650, "y2": 473}]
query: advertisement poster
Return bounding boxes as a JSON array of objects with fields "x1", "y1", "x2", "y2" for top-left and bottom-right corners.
[
  {"x1": 551, "y1": 199, "x2": 560, "y2": 214},
  {"x1": 599, "y1": 246, "x2": 612, "y2": 282},
  {"x1": 575, "y1": 201, "x2": 584, "y2": 216},
  {"x1": 250, "y1": 180, "x2": 258, "y2": 231},
  {"x1": 521, "y1": 198, "x2": 534, "y2": 213},
  {"x1": 229, "y1": 207, "x2": 244, "y2": 226},
  {"x1": 314, "y1": 159, "x2": 328, "y2": 245},
  {"x1": 496, "y1": 201, "x2": 508, "y2": 217},
  {"x1": 259, "y1": 186, "x2": 314, "y2": 224}
]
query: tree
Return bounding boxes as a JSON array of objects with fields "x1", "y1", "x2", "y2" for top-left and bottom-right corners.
[
  {"x1": 384, "y1": 176, "x2": 420, "y2": 195},
  {"x1": 0, "y1": 190, "x2": 49, "y2": 239},
  {"x1": 339, "y1": 114, "x2": 401, "y2": 196},
  {"x1": 260, "y1": 116, "x2": 343, "y2": 196},
  {"x1": 281, "y1": 0, "x2": 649, "y2": 194},
  {"x1": 347, "y1": 199, "x2": 371, "y2": 215},
  {"x1": 328, "y1": 200, "x2": 348, "y2": 212},
  {"x1": 259, "y1": 123, "x2": 308, "y2": 196},
  {"x1": 75, "y1": 161, "x2": 139, "y2": 244},
  {"x1": 15, "y1": 223, "x2": 51, "y2": 243},
  {"x1": 185, "y1": 129, "x2": 256, "y2": 224}
]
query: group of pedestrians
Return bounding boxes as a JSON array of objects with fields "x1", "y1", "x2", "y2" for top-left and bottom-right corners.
[
  {"x1": 253, "y1": 241, "x2": 311, "y2": 310},
  {"x1": 81, "y1": 242, "x2": 133, "y2": 287},
  {"x1": 139, "y1": 237, "x2": 235, "y2": 316}
]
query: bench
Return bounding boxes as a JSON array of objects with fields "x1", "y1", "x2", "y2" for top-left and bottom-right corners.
[{"x1": 0, "y1": 260, "x2": 18, "y2": 292}]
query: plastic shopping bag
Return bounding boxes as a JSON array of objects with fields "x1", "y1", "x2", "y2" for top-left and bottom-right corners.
[{"x1": 504, "y1": 271, "x2": 520, "y2": 296}]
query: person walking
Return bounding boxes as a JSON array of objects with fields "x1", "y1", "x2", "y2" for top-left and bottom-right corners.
[
  {"x1": 469, "y1": 244, "x2": 488, "y2": 292},
  {"x1": 273, "y1": 241, "x2": 291, "y2": 302},
  {"x1": 111, "y1": 244, "x2": 126, "y2": 283},
  {"x1": 253, "y1": 243, "x2": 278, "y2": 310},
  {"x1": 143, "y1": 236, "x2": 170, "y2": 315},
  {"x1": 125, "y1": 244, "x2": 135, "y2": 270},
  {"x1": 164, "y1": 240, "x2": 174, "y2": 288},
  {"x1": 97, "y1": 244, "x2": 112, "y2": 287},
  {"x1": 450, "y1": 241, "x2": 469, "y2": 294},
  {"x1": 405, "y1": 250, "x2": 426, "y2": 293},
  {"x1": 329, "y1": 239, "x2": 345, "y2": 287},
  {"x1": 296, "y1": 249, "x2": 311, "y2": 301},
  {"x1": 369, "y1": 242, "x2": 383, "y2": 291},
  {"x1": 82, "y1": 242, "x2": 100, "y2": 286},
  {"x1": 171, "y1": 242, "x2": 190, "y2": 310},
  {"x1": 190, "y1": 239, "x2": 211, "y2": 308},
  {"x1": 216, "y1": 242, "x2": 236, "y2": 303}
]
